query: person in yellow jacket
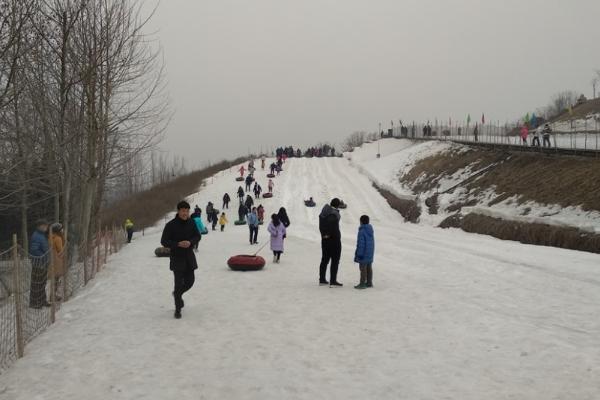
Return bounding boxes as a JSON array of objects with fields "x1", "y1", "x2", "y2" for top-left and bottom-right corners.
[
  {"x1": 219, "y1": 213, "x2": 228, "y2": 232},
  {"x1": 124, "y1": 219, "x2": 134, "y2": 243},
  {"x1": 50, "y1": 223, "x2": 66, "y2": 301}
]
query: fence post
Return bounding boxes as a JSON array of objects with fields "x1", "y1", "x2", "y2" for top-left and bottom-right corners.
[
  {"x1": 96, "y1": 232, "x2": 101, "y2": 273},
  {"x1": 49, "y1": 232, "x2": 56, "y2": 324},
  {"x1": 104, "y1": 229, "x2": 108, "y2": 264},
  {"x1": 12, "y1": 234, "x2": 24, "y2": 359},
  {"x1": 63, "y1": 241, "x2": 69, "y2": 302},
  {"x1": 83, "y1": 241, "x2": 89, "y2": 285}
]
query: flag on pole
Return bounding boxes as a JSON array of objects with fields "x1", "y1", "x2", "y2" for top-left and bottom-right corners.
[
  {"x1": 449, "y1": 117, "x2": 452, "y2": 126},
  {"x1": 481, "y1": 113, "x2": 485, "y2": 125},
  {"x1": 467, "y1": 114, "x2": 471, "y2": 124},
  {"x1": 531, "y1": 113, "x2": 537, "y2": 128},
  {"x1": 524, "y1": 113, "x2": 530, "y2": 124}
]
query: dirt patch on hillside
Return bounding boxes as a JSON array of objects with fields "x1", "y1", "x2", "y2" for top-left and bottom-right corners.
[
  {"x1": 373, "y1": 184, "x2": 421, "y2": 223},
  {"x1": 440, "y1": 213, "x2": 600, "y2": 255}
]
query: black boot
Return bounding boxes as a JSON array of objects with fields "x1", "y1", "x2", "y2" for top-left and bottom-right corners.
[
  {"x1": 355, "y1": 266, "x2": 367, "y2": 289},
  {"x1": 174, "y1": 309, "x2": 182, "y2": 319}
]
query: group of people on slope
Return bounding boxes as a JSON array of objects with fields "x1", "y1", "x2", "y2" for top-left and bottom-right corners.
[
  {"x1": 160, "y1": 195, "x2": 375, "y2": 319},
  {"x1": 520, "y1": 123, "x2": 553, "y2": 147}
]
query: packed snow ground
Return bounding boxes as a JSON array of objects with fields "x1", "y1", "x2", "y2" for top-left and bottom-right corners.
[{"x1": 1, "y1": 156, "x2": 600, "y2": 399}]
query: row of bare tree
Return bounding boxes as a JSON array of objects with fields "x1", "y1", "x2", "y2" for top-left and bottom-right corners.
[{"x1": 0, "y1": 0, "x2": 169, "y2": 251}]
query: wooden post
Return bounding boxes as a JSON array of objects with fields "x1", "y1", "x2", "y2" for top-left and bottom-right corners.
[
  {"x1": 12, "y1": 234, "x2": 24, "y2": 358},
  {"x1": 104, "y1": 229, "x2": 108, "y2": 264},
  {"x1": 63, "y1": 241, "x2": 69, "y2": 302},
  {"x1": 49, "y1": 231, "x2": 56, "y2": 324},
  {"x1": 83, "y1": 241, "x2": 89, "y2": 285}
]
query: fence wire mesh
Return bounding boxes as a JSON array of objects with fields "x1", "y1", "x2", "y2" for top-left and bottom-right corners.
[{"x1": 0, "y1": 228, "x2": 126, "y2": 373}]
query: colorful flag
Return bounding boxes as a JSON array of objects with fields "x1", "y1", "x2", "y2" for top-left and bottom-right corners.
[
  {"x1": 467, "y1": 114, "x2": 471, "y2": 124},
  {"x1": 524, "y1": 113, "x2": 530, "y2": 124}
]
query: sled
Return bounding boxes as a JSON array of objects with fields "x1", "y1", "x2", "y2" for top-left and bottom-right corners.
[
  {"x1": 227, "y1": 255, "x2": 266, "y2": 271},
  {"x1": 263, "y1": 193, "x2": 273, "y2": 199},
  {"x1": 154, "y1": 247, "x2": 170, "y2": 257},
  {"x1": 234, "y1": 220, "x2": 247, "y2": 225},
  {"x1": 266, "y1": 173, "x2": 275, "y2": 178},
  {"x1": 304, "y1": 200, "x2": 316, "y2": 207},
  {"x1": 235, "y1": 177, "x2": 244, "y2": 182}
]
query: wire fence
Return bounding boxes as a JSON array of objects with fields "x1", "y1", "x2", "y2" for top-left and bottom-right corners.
[{"x1": 0, "y1": 227, "x2": 127, "y2": 373}]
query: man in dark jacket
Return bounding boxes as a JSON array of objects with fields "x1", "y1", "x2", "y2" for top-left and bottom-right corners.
[
  {"x1": 161, "y1": 201, "x2": 201, "y2": 319},
  {"x1": 319, "y1": 198, "x2": 342, "y2": 287},
  {"x1": 29, "y1": 220, "x2": 50, "y2": 308}
]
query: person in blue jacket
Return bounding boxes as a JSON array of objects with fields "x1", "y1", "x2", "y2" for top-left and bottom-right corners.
[
  {"x1": 29, "y1": 220, "x2": 50, "y2": 308},
  {"x1": 191, "y1": 212, "x2": 207, "y2": 250},
  {"x1": 353, "y1": 215, "x2": 375, "y2": 290},
  {"x1": 246, "y1": 207, "x2": 260, "y2": 245}
]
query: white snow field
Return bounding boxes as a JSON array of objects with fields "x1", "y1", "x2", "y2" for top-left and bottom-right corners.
[{"x1": 1, "y1": 155, "x2": 600, "y2": 400}]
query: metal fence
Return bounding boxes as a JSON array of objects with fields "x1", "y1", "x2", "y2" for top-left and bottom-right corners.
[
  {"x1": 0, "y1": 227, "x2": 127, "y2": 373},
  {"x1": 385, "y1": 121, "x2": 600, "y2": 152}
]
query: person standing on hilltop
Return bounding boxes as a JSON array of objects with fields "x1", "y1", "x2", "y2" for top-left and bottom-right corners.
[
  {"x1": 319, "y1": 198, "x2": 343, "y2": 287},
  {"x1": 223, "y1": 193, "x2": 231, "y2": 209},
  {"x1": 160, "y1": 201, "x2": 201, "y2": 319},
  {"x1": 542, "y1": 123, "x2": 552, "y2": 148}
]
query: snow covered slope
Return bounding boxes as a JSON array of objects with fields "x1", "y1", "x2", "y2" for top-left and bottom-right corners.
[{"x1": 1, "y1": 157, "x2": 600, "y2": 400}]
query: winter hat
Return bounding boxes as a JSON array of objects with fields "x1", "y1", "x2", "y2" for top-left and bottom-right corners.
[
  {"x1": 360, "y1": 215, "x2": 370, "y2": 225},
  {"x1": 330, "y1": 198, "x2": 341, "y2": 208}
]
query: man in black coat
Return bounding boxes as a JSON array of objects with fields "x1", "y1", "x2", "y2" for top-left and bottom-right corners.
[
  {"x1": 161, "y1": 201, "x2": 201, "y2": 319},
  {"x1": 318, "y1": 198, "x2": 342, "y2": 287}
]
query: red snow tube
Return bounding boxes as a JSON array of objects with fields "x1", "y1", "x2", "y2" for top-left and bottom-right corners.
[
  {"x1": 154, "y1": 247, "x2": 170, "y2": 257},
  {"x1": 263, "y1": 193, "x2": 273, "y2": 198},
  {"x1": 266, "y1": 173, "x2": 275, "y2": 178},
  {"x1": 235, "y1": 177, "x2": 244, "y2": 181},
  {"x1": 227, "y1": 255, "x2": 266, "y2": 271}
]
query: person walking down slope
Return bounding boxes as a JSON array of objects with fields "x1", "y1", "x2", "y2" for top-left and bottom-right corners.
[
  {"x1": 238, "y1": 203, "x2": 248, "y2": 223},
  {"x1": 238, "y1": 165, "x2": 246, "y2": 177},
  {"x1": 160, "y1": 201, "x2": 201, "y2": 319},
  {"x1": 253, "y1": 182, "x2": 262, "y2": 199},
  {"x1": 245, "y1": 175, "x2": 253, "y2": 192},
  {"x1": 206, "y1": 202, "x2": 214, "y2": 223},
  {"x1": 219, "y1": 212, "x2": 229, "y2": 232},
  {"x1": 261, "y1": 156, "x2": 266, "y2": 170},
  {"x1": 210, "y1": 208, "x2": 219, "y2": 231},
  {"x1": 353, "y1": 215, "x2": 375, "y2": 290},
  {"x1": 319, "y1": 198, "x2": 343, "y2": 287},
  {"x1": 223, "y1": 193, "x2": 231, "y2": 209},
  {"x1": 268, "y1": 179, "x2": 274, "y2": 194},
  {"x1": 257, "y1": 204, "x2": 265, "y2": 223},
  {"x1": 247, "y1": 207, "x2": 260, "y2": 245},
  {"x1": 124, "y1": 219, "x2": 134, "y2": 243},
  {"x1": 268, "y1": 213, "x2": 286, "y2": 263},
  {"x1": 244, "y1": 195, "x2": 254, "y2": 211},
  {"x1": 237, "y1": 186, "x2": 245, "y2": 204}
]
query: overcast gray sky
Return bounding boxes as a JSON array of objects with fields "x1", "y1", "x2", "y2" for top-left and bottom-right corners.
[{"x1": 143, "y1": 0, "x2": 600, "y2": 165}]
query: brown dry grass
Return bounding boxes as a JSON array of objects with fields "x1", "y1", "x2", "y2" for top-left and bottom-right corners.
[
  {"x1": 440, "y1": 213, "x2": 600, "y2": 255},
  {"x1": 401, "y1": 147, "x2": 499, "y2": 193},
  {"x1": 373, "y1": 184, "x2": 421, "y2": 223},
  {"x1": 100, "y1": 157, "x2": 248, "y2": 231},
  {"x1": 403, "y1": 147, "x2": 600, "y2": 212}
]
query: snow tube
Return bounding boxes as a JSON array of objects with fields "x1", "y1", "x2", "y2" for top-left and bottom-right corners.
[
  {"x1": 227, "y1": 255, "x2": 266, "y2": 271},
  {"x1": 235, "y1": 177, "x2": 244, "y2": 182},
  {"x1": 338, "y1": 201, "x2": 347, "y2": 209},
  {"x1": 154, "y1": 247, "x2": 170, "y2": 257},
  {"x1": 263, "y1": 193, "x2": 273, "y2": 199},
  {"x1": 234, "y1": 220, "x2": 247, "y2": 225},
  {"x1": 304, "y1": 201, "x2": 316, "y2": 207},
  {"x1": 266, "y1": 173, "x2": 275, "y2": 178}
]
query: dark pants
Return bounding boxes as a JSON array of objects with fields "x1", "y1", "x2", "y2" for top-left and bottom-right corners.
[
  {"x1": 221, "y1": 224, "x2": 225, "y2": 232},
  {"x1": 249, "y1": 226, "x2": 258, "y2": 244},
  {"x1": 532, "y1": 137, "x2": 540, "y2": 147},
  {"x1": 223, "y1": 201, "x2": 229, "y2": 209},
  {"x1": 29, "y1": 263, "x2": 48, "y2": 307},
  {"x1": 173, "y1": 269, "x2": 195, "y2": 310},
  {"x1": 319, "y1": 239, "x2": 342, "y2": 283},
  {"x1": 273, "y1": 251, "x2": 282, "y2": 260},
  {"x1": 127, "y1": 228, "x2": 133, "y2": 243},
  {"x1": 543, "y1": 136, "x2": 551, "y2": 148},
  {"x1": 212, "y1": 219, "x2": 217, "y2": 231}
]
